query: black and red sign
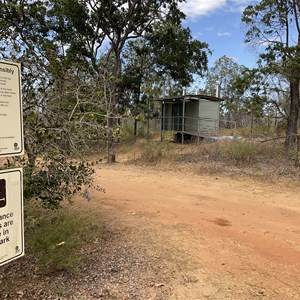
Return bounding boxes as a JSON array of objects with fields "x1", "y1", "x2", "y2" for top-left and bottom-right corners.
[{"x1": 0, "y1": 179, "x2": 6, "y2": 208}]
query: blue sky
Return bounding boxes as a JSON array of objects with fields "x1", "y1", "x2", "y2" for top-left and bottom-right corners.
[{"x1": 179, "y1": 0, "x2": 260, "y2": 69}]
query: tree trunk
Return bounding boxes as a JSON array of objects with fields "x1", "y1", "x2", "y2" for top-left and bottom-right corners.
[
  {"x1": 147, "y1": 118, "x2": 150, "y2": 142},
  {"x1": 114, "y1": 49, "x2": 122, "y2": 100},
  {"x1": 24, "y1": 139, "x2": 36, "y2": 171},
  {"x1": 285, "y1": 79, "x2": 300, "y2": 147},
  {"x1": 106, "y1": 116, "x2": 116, "y2": 163},
  {"x1": 106, "y1": 49, "x2": 122, "y2": 163},
  {"x1": 134, "y1": 118, "x2": 138, "y2": 136}
]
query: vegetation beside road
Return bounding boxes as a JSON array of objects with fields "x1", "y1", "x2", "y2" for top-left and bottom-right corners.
[{"x1": 119, "y1": 137, "x2": 300, "y2": 181}]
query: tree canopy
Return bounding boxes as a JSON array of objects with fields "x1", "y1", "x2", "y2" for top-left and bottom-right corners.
[
  {"x1": 242, "y1": 0, "x2": 300, "y2": 147},
  {"x1": 0, "y1": 0, "x2": 212, "y2": 206}
]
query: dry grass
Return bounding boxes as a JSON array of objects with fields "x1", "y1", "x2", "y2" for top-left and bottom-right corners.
[{"x1": 116, "y1": 138, "x2": 300, "y2": 181}]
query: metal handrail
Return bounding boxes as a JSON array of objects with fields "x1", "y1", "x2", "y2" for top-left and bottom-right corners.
[{"x1": 161, "y1": 116, "x2": 219, "y2": 135}]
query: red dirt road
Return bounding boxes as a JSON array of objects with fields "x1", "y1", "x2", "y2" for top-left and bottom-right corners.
[{"x1": 91, "y1": 163, "x2": 300, "y2": 299}]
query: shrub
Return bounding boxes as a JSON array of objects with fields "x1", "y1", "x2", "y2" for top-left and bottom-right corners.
[
  {"x1": 218, "y1": 140, "x2": 260, "y2": 165},
  {"x1": 25, "y1": 203, "x2": 101, "y2": 274},
  {"x1": 4, "y1": 154, "x2": 95, "y2": 209},
  {"x1": 138, "y1": 141, "x2": 170, "y2": 164}
]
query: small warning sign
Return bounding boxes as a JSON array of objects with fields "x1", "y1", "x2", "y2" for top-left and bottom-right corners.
[
  {"x1": 0, "y1": 61, "x2": 24, "y2": 157},
  {"x1": 0, "y1": 168, "x2": 24, "y2": 266}
]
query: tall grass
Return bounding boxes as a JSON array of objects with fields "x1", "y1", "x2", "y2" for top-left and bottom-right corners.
[
  {"x1": 121, "y1": 137, "x2": 299, "y2": 179},
  {"x1": 217, "y1": 140, "x2": 260, "y2": 165},
  {"x1": 138, "y1": 141, "x2": 170, "y2": 163},
  {"x1": 25, "y1": 202, "x2": 102, "y2": 274}
]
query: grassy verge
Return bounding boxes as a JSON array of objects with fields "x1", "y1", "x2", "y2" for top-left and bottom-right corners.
[
  {"x1": 117, "y1": 138, "x2": 299, "y2": 180},
  {"x1": 25, "y1": 201, "x2": 102, "y2": 274}
]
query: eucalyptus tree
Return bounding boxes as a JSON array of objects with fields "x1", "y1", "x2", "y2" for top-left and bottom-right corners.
[
  {"x1": 0, "y1": 0, "x2": 102, "y2": 207},
  {"x1": 0, "y1": 0, "x2": 188, "y2": 162},
  {"x1": 204, "y1": 56, "x2": 246, "y2": 124},
  {"x1": 145, "y1": 21, "x2": 210, "y2": 87},
  {"x1": 45, "y1": 0, "x2": 188, "y2": 160},
  {"x1": 231, "y1": 67, "x2": 268, "y2": 129},
  {"x1": 49, "y1": 0, "x2": 185, "y2": 96},
  {"x1": 121, "y1": 21, "x2": 210, "y2": 111},
  {"x1": 204, "y1": 56, "x2": 272, "y2": 129},
  {"x1": 120, "y1": 21, "x2": 211, "y2": 135},
  {"x1": 0, "y1": 0, "x2": 210, "y2": 202},
  {"x1": 242, "y1": 0, "x2": 300, "y2": 147}
]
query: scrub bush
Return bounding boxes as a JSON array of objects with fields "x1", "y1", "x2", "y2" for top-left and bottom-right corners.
[
  {"x1": 218, "y1": 140, "x2": 259, "y2": 165},
  {"x1": 25, "y1": 203, "x2": 101, "y2": 274}
]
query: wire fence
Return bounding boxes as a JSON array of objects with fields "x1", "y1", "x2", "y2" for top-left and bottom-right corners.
[
  {"x1": 118, "y1": 117, "x2": 237, "y2": 142},
  {"x1": 80, "y1": 115, "x2": 297, "y2": 150}
]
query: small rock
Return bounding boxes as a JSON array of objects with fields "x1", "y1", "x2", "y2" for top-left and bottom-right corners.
[
  {"x1": 16, "y1": 291, "x2": 24, "y2": 298},
  {"x1": 155, "y1": 283, "x2": 165, "y2": 287}
]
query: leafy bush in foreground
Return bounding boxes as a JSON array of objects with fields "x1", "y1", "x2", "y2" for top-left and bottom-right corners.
[{"x1": 26, "y1": 204, "x2": 101, "y2": 274}]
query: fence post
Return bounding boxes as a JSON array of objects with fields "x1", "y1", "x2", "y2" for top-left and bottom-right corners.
[{"x1": 181, "y1": 98, "x2": 186, "y2": 144}]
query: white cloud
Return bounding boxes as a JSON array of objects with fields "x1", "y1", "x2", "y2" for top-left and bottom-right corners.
[
  {"x1": 227, "y1": 0, "x2": 259, "y2": 13},
  {"x1": 217, "y1": 32, "x2": 232, "y2": 37},
  {"x1": 179, "y1": 0, "x2": 226, "y2": 20},
  {"x1": 179, "y1": 0, "x2": 258, "y2": 20}
]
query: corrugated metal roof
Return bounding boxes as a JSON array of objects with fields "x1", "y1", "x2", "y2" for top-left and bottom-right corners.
[{"x1": 155, "y1": 94, "x2": 222, "y2": 103}]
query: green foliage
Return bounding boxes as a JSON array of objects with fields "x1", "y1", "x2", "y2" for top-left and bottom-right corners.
[
  {"x1": 121, "y1": 20, "x2": 210, "y2": 121},
  {"x1": 23, "y1": 157, "x2": 94, "y2": 209},
  {"x1": 137, "y1": 124, "x2": 146, "y2": 137},
  {"x1": 242, "y1": 0, "x2": 300, "y2": 147},
  {"x1": 3, "y1": 144, "x2": 96, "y2": 209},
  {"x1": 49, "y1": 0, "x2": 186, "y2": 87},
  {"x1": 0, "y1": 0, "x2": 106, "y2": 207},
  {"x1": 0, "y1": 0, "x2": 209, "y2": 166},
  {"x1": 119, "y1": 122, "x2": 135, "y2": 142},
  {"x1": 25, "y1": 203, "x2": 101, "y2": 274},
  {"x1": 206, "y1": 57, "x2": 267, "y2": 127},
  {"x1": 204, "y1": 56, "x2": 247, "y2": 123},
  {"x1": 119, "y1": 119, "x2": 147, "y2": 141},
  {"x1": 145, "y1": 21, "x2": 210, "y2": 86},
  {"x1": 217, "y1": 140, "x2": 260, "y2": 165}
]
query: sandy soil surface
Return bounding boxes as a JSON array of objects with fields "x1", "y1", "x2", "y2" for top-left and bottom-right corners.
[
  {"x1": 1, "y1": 161, "x2": 300, "y2": 299},
  {"x1": 85, "y1": 162, "x2": 300, "y2": 299}
]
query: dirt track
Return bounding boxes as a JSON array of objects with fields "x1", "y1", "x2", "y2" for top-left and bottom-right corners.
[
  {"x1": 2, "y1": 161, "x2": 299, "y2": 299},
  {"x1": 86, "y1": 162, "x2": 300, "y2": 299}
]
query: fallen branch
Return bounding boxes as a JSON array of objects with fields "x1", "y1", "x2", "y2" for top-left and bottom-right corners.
[{"x1": 259, "y1": 136, "x2": 286, "y2": 143}]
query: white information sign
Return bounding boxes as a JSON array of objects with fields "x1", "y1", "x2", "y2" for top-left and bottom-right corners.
[
  {"x1": 0, "y1": 61, "x2": 24, "y2": 157},
  {"x1": 0, "y1": 168, "x2": 24, "y2": 266}
]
